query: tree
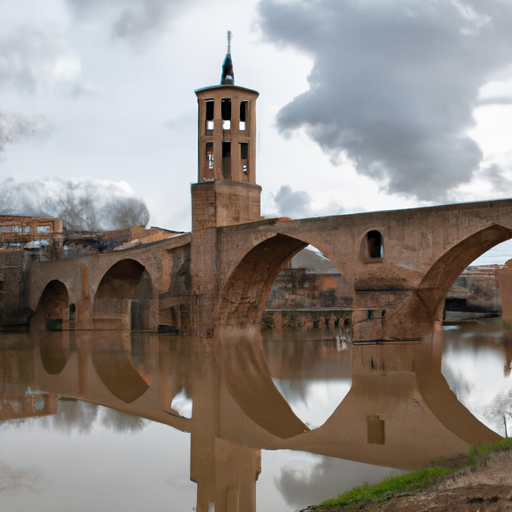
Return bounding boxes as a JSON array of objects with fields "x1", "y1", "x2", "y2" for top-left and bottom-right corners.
[
  {"x1": 102, "y1": 197, "x2": 150, "y2": 230},
  {"x1": 45, "y1": 181, "x2": 102, "y2": 231},
  {"x1": 0, "y1": 178, "x2": 150, "y2": 231}
]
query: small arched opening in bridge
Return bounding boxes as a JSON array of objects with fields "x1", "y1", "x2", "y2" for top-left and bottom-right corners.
[
  {"x1": 361, "y1": 230, "x2": 384, "y2": 260},
  {"x1": 32, "y1": 280, "x2": 70, "y2": 331},
  {"x1": 367, "y1": 230, "x2": 384, "y2": 259},
  {"x1": 93, "y1": 259, "x2": 155, "y2": 331}
]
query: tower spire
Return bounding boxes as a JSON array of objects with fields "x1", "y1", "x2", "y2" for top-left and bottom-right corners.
[{"x1": 221, "y1": 31, "x2": 234, "y2": 85}]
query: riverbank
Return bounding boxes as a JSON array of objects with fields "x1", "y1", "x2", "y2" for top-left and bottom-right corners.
[{"x1": 303, "y1": 440, "x2": 512, "y2": 511}]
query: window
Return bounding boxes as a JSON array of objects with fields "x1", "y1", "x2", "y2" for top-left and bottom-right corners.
[
  {"x1": 206, "y1": 143, "x2": 214, "y2": 169},
  {"x1": 367, "y1": 415, "x2": 385, "y2": 444},
  {"x1": 205, "y1": 99, "x2": 214, "y2": 131},
  {"x1": 222, "y1": 142, "x2": 231, "y2": 179},
  {"x1": 239, "y1": 101, "x2": 248, "y2": 130},
  {"x1": 221, "y1": 98, "x2": 231, "y2": 130},
  {"x1": 37, "y1": 225, "x2": 51, "y2": 233},
  {"x1": 240, "y1": 142, "x2": 248, "y2": 174},
  {"x1": 203, "y1": 142, "x2": 214, "y2": 179},
  {"x1": 366, "y1": 230, "x2": 383, "y2": 259}
]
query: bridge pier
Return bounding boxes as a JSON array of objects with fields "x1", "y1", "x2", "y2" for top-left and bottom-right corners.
[
  {"x1": 190, "y1": 340, "x2": 260, "y2": 512},
  {"x1": 190, "y1": 228, "x2": 221, "y2": 336},
  {"x1": 497, "y1": 263, "x2": 512, "y2": 325},
  {"x1": 351, "y1": 289, "x2": 441, "y2": 341}
]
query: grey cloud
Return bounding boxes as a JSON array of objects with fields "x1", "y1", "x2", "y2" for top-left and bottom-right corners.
[
  {"x1": 0, "y1": 112, "x2": 46, "y2": 153},
  {"x1": 272, "y1": 185, "x2": 345, "y2": 218},
  {"x1": 64, "y1": 82, "x2": 101, "y2": 99},
  {"x1": 0, "y1": 27, "x2": 68, "y2": 152},
  {"x1": 0, "y1": 462, "x2": 42, "y2": 498},
  {"x1": 481, "y1": 164, "x2": 512, "y2": 195},
  {"x1": 0, "y1": 26, "x2": 78, "y2": 93},
  {"x1": 65, "y1": 0, "x2": 193, "y2": 47},
  {"x1": 274, "y1": 185, "x2": 312, "y2": 217},
  {"x1": 477, "y1": 96, "x2": 512, "y2": 106},
  {"x1": 258, "y1": 0, "x2": 512, "y2": 201},
  {"x1": 315, "y1": 199, "x2": 345, "y2": 217},
  {"x1": 275, "y1": 456, "x2": 399, "y2": 508}
]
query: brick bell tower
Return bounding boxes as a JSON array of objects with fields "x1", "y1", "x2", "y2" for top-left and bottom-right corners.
[{"x1": 192, "y1": 32, "x2": 262, "y2": 231}]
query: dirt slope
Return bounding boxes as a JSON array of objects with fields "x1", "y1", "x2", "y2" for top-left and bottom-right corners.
[{"x1": 308, "y1": 450, "x2": 512, "y2": 512}]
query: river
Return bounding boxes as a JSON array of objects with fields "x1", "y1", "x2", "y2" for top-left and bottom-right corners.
[{"x1": 0, "y1": 318, "x2": 510, "y2": 512}]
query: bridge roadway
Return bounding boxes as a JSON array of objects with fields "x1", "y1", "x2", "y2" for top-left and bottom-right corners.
[{"x1": 26, "y1": 198, "x2": 512, "y2": 338}]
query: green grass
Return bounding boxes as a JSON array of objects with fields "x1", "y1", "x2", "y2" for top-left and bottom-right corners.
[{"x1": 313, "y1": 439, "x2": 512, "y2": 510}]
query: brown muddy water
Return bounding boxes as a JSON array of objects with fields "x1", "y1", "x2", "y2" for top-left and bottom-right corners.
[{"x1": 0, "y1": 318, "x2": 510, "y2": 512}]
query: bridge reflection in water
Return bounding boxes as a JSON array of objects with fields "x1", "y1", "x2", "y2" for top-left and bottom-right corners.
[{"x1": 0, "y1": 324, "x2": 507, "y2": 512}]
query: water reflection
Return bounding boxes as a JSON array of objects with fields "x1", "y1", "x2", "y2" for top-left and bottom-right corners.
[
  {"x1": 442, "y1": 318, "x2": 512, "y2": 437},
  {"x1": 0, "y1": 323, "x2": 508, "y2": 511}
]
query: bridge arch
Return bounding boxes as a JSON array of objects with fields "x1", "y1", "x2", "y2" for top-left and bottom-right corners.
[
  {"x1": 217, "y1": 234, "x2": 350, "y2": 330},
  {"x1": 417, "y1": 224, "x2": 512, "y2": 322},
  {"x1": 218, "y1": 235, "x2": 306, "y2": 329},
  {"x1": 93, "y1": 259, "x2": 157, "y2": 331},
  {"x1": 91, "y1": 337, "x2": 153, "y2": 403},
  {"x1": 32, "y1": 279, "x2": 70, "y2": 331},
  {"x1": 40, "y1": 333, "x2": 70, "y2": 375}
]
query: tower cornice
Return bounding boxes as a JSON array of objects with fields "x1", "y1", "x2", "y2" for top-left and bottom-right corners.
[{"x1": 194, "y1": 84, "x2": 259, "y2": 96}]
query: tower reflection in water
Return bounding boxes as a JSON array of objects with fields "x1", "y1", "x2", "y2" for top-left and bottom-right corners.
[{"x1": 0, "y1": 326, "x2": 503, "y2": 512}]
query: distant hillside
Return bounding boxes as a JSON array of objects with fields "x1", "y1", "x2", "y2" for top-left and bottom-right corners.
[{"x1": 290, "y1": 247, "x2": 339, "y2": 273}]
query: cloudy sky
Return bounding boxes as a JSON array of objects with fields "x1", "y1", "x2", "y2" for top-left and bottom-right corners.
[{"x1": 2, "y1": 0, "x2": 512, "y2": 242}]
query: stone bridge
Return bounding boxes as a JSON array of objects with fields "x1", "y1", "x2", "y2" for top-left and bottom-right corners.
[
  {"x1": 23, "y1": 198, "x2": 512, "y2": 340},
  {"x1": 202, "y1": 198, "x2": 512, "y2": 339},
  {"x1": 26, "y1": 233, "x2": 191, "y2": 332},
  {"x1": 7, "y1": 56, "x2": 512, "y2": 339}
]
